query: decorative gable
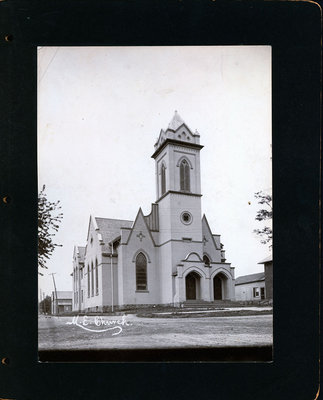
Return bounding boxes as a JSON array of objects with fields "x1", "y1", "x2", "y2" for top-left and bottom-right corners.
[
  {"x1": 126, "y1": 208, "x2": 155, "y2": 247},
  {"x1": 183, "y1": 252, "x2": 203, "y2": 262}
]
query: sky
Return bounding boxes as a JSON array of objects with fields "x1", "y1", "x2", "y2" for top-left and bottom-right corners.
[{"x1": 38, "y1": 46, "x2": 272, "y2": 299}]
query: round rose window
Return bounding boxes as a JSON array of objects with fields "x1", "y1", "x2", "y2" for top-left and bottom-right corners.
[{"x1": 180, "y1": 211, "x2": 193, "y2": 225}]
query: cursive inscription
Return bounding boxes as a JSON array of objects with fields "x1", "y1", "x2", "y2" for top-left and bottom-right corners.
[{"x1": 66, "y1": 315, "x2": 131, "y2": 335}]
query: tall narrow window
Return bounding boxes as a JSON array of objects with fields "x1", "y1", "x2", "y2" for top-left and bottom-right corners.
[
  {"x1": 180, "y1": 159, "x2": 190, "y2": 191},
  {"x1": 136, "y1": 252, "x2": 147, "y2": 291},
  {"x1": 95, "y1": 259, "x2": 99, "y2": 295},
  {"x1": 91, "y1": 261, "x2": 94, "y2": 297},
  {"x1": 87, "y1": 264, "x2": 90, "y2": 297},
  {"x1": 161, "y1": 164, "x2": 166, "y2": 195}
]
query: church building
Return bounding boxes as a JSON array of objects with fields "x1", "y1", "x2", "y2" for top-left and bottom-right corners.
[{"x1": 72, "y1": 112, "x2": 235, "y2": 312}]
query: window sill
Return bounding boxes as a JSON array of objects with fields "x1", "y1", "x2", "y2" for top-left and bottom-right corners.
[{"x1": 135, "y1": 290, "x2": 149, "y2": 293}]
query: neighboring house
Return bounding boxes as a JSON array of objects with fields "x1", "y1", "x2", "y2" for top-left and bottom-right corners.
[
  {"x1": 51, "y1": 291, "x2": 73, "y2": 315},
  {"x1": 258, "y1": 255, "x2": 273, "y2": 299},
  {"x1": 235, "y1": 272, "x2": 266, "y2": 301},
  {"x1": 72, "y1": 112, "x2": 235, "y2": 312}
]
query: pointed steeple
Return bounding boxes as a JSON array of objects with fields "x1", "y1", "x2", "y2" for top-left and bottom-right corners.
[
  {"x1": 152, "y1": 111, "x2": 202, "y2": 154},
  {"x1": 168, "y1": 110, "x2": 185, "y2": 131}
]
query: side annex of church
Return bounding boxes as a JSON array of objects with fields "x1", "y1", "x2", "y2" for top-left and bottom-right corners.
[{"x1": 72, "y1": 112, "x2": 235, "y2": 312}]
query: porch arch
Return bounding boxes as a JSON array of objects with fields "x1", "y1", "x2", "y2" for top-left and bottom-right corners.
[
  {"x1": 183, "y1": 266, "x2": 206, "y2": 279},
  {"x1": 212, "y1": 271, "x2": 231, "y2": 300},
  {"x1": 185, "y1": 271, "x2": 201, "y2": 300}
]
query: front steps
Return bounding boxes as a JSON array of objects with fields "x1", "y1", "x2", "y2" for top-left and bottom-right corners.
[{"x1": 182, "y1": 300, "x2": 234, "y2": 309}]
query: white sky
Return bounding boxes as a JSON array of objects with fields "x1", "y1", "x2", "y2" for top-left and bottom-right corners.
[{"x1": 38, "y1": 46, "x2": 272, "y2": 299}]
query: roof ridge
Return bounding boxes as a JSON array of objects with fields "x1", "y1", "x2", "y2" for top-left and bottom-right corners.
[
  {"x1": 237, "y1": 272, "x2": 265, "y2": 278},
  {"x1": 95, "y1": 216, "x2": 133, "y2": 222}
]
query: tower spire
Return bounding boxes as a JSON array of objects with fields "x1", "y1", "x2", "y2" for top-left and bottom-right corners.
[{"x1": 168, "y1": 110, "x2": 185, "y2": 131}]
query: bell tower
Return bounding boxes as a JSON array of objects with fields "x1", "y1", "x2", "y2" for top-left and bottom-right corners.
[{"x1": 151, "y1": 111, "x2": 204, "y2": 244}]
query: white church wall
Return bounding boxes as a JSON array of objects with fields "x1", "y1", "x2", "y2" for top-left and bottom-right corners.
[
  {"x1": 156, "y1": 195, "x2": 172, "y2": 244},
  {"x1": 157, "y1": 242, "x2": 174, "y2": 304},
  {"x1": 83, "y1": 217, "x2": 110, "y2": 311},
  {"x1": 119, "y1": 210, "x2": 159, "y2": 306},
  {"x1": 168, "y1": 193, "x2": 202, "y2": 242},
  {"x1": 117, "y1": 247, "x2": 125, "y2": 306},
  {"x1": 100, "y1": 257, "x2": 118, "y2": 309}
]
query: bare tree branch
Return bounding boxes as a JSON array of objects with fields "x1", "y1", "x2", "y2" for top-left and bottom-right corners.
[
  {"x1": 254, "y1": 191, "x2": 272, "y2": 248},
  {"x1": 38, "y1": 185, "x2": 63, "y2": 274}
]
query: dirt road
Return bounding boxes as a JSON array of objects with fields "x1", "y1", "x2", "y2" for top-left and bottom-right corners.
[{"x1": 38, "y1": 313, "x2": 272, "y2": 350}]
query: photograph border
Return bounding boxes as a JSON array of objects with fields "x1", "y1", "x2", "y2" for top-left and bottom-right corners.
[{"x1": 0, "y1": 0, "x2": 320, "y2": 399}]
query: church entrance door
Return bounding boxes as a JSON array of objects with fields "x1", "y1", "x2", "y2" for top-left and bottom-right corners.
[
  {"x1": 185, "y1": 272, "x2": 200, "y2": 300},
  {"x1": 213, "y1": 276, "x2": 222, "y2": 300}
]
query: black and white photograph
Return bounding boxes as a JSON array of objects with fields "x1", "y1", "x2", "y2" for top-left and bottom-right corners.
[{"x1": 37, "y1": 46, "x2": 272, "y2": 361}]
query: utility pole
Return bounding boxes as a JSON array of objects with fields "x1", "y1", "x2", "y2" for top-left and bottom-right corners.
[
  {"x1": 110, "y1": 243, "x2": 114, "y2": 313},
  {"x1": 49, "y1": 273, "x2": 58, "y2": 315}
]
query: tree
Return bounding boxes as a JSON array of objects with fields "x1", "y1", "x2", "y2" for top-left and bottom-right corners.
[
  {"x1": 38, "y1": 185, "x2": 63, "y2": 275},
  {"x1": 39, "y1": 295, "x2": 52, "y2": 314},
  {"x1": 253, "y1": 191, "x2": 272, "y2": 247}
]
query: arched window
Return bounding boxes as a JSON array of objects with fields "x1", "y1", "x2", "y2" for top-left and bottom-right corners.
[
  {"x1": 95, "y1": 259, "x2": 99, "y2": 295},
  {"x1": 203, "y1": 255, "x2": 210, "y2": 267},
  {"x1": 87, "y1": 264, "x2": 90, "y2": 298},
  {"x1": 161, "y1": 164, "x2": 166, "y2": 195},
  {"x1": 180, "y1": 159, "x2": 190, "y2": 191},
  {"x1": 136, "y1": 252, "x2": 147, "y2": 291},
  {"x1": 91, "y1": 261, "x2": 94, "y2": 297}
]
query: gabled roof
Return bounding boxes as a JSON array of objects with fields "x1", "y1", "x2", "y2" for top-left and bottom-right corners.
[
  {"x1": 258, "y1": 255, "x2": 273, "y2": 264},
  {"x1": 202, "y1": 214, "x2": 221, "y2": 250},
  {"x1": 95, "y1": 217, "x2": 133, "y2": 245},
  {"x1": 52, "y1": 291, "x2": 73, "y2": 299},
  {"x1": 235, "y1": 272, "x2": 265, "y2": 286}
]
